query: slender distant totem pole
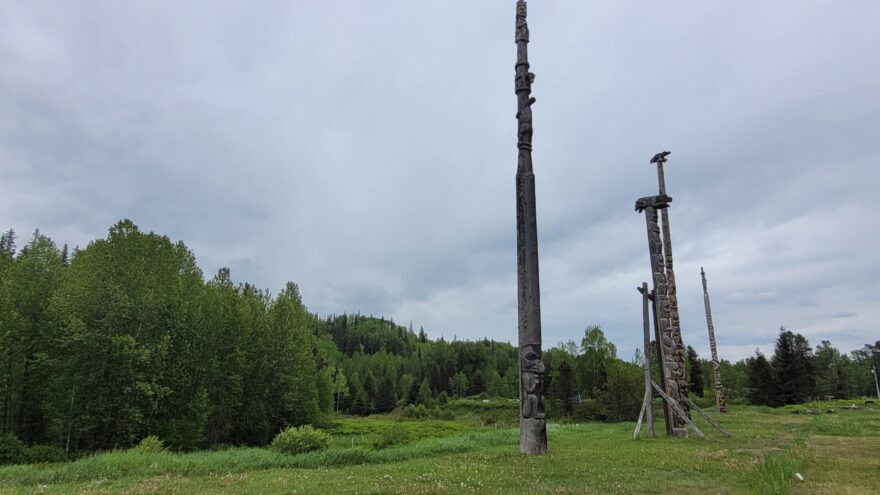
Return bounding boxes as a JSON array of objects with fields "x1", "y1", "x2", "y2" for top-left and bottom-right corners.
[
  {"x1": 650, "y1": 151, "x2": 689, "y2": 413},
  {"x1": 701, "y1": 267, "x2": 727, "y2": 413},
  {"x1": 636, "y1": 194, "x2": 687, "y2": 437},
  {"x1": 514, "y1": 0, "x2": 547, "y2": 455}
]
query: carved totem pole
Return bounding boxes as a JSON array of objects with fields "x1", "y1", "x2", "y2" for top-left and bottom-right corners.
[
  {"x1": 514, "y1": 0, "x2": 547, "y2": 455},
  {"x1": 650, "y1": 151, "x2": 689, "y2": 412},
  {"x1": 636, "y1": 194, "x2": 687, "y2": 437},
  {"x1": 701, "y1": 267, "x2": 727, "y2": 412}
]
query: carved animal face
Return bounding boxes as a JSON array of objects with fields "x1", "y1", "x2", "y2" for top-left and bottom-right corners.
[{"x1": 521, "y1": 345, "x2": 545, "y2": 374}]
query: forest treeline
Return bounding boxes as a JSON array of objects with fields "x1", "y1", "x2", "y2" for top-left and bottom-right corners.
[{"x1": 1, "y1": 221, "x2": 877, "y2": 455}]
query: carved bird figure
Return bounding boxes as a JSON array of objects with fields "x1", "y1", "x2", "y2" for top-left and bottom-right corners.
[{"x1": 650, "y1": 151, "x2": 671, "y2": 164}]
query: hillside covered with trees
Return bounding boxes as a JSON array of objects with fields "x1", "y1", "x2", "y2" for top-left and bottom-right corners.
[{"x1": 1, "y1": 221, "x2": 877, "y2": 457}]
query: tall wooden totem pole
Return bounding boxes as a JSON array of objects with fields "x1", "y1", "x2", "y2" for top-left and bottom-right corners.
[
  {"x1": 635, "y1": 151, "x2": 688, "y2": 437},
  {"x1": 514, "y1": 0, "x2": 547, "y2": 455},
  {"x1": 701, "y1": 267, "x2": 727, "y2": 413},
  {"x1": 651, "y1": 151, "x2": 689, "y2": 409}
]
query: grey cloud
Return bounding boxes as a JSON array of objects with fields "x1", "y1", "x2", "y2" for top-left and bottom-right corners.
[
  {"x1": 829, "y1": 312, "x2": 857, "y2": 319},
  {"x1": 2, "y1": 1, "x2": 879, "y2": 362}
]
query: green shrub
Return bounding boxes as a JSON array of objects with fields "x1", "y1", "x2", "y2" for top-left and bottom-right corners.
[
  {"x1": 430, "y1": 407, "x2": 455, "y2": 420},
  {"x1": 135, "y1": 435, "x2": 167, "y2": 453},
  {"x1": 0, "y1": 434, "x2": 25, "y2": 465},
  {"x1": 22, "y1": 445, "x2": 68, "y2": 464},
  {"x1": 403, "y1": 404, "x2": 430, "y2": 419},
  {"x1": 372, "y1": 428, "x2": 413, "y2": 450},
  {"x1": 571, "y1": 399, "x2": 604, "y2": 421},
  {"x1": 270, "y1": 425, "x2": 330, "y2": 456},
  {"x1": 480, "y1": 408, "x2": 516, "y2": 427}
]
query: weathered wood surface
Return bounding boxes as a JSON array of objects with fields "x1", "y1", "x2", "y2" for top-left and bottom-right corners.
[
  {"x1": 701, "y1": 267, "x2": 727, "y2": 413},
  {"x1": 637, "y1": 195, "x2": 687, "y2": 438},
  {"x1": 651, "y1": 382, "x2": 704, "y2": 439},
  {"x1": 514, "y1": 0, "x2": 546, "y2": 455},
  {"x1": 651, "y1": 152, "x2": 689, "y2": 412},
  {"x1": 639, "y1": 282, "x2": 654, "y2": 437},
  {"x1": 681, "y1": 395, "x2": 731, "y2": 437}
]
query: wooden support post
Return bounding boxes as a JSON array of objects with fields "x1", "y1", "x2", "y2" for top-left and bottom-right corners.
[
  {"x1": 633, "y1": 388, "x2": 651, "y2": 439},
  {"x1": 651, "y1": 382, "x2": 704, "y2": 439},
  {"x1": 680, "y1": 396, "x2": 731, "y2": 437},
  {"x1": 638, "y1": 282, "x2": 654, "y2": 437}
]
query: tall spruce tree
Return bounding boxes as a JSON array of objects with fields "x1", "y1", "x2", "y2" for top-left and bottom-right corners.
[
  {"x1": 686, "y1": 346, "x2": 705, "y2": 397},
  {"x1": 746, "y1": 350, "x2": 776, "y2": 406},
  {"x1": 373, "y1": 373, "x2": 397, "y2": 413},
  {"x1": 550, "y1": 360, "x2": 577, "y2": 414},
  {"x1": 771, "y1": 328, "x2": 817, "y2": 405}
]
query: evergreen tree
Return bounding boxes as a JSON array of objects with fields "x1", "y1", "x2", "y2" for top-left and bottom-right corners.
[
  {"x1": 686, "y1": 346, "x2": 705, "y2": 397},
  {"x1": 469, "y1": 370, "x2": 487, "y2": 396},
  {"x1": 363, "y1": 371, "x2": 378, "y2": 405},
  {"x1": 746, "y1": 350, "x2": 776, "y2": 406},
  {"x1": 550, "y1": 360, "x2": 577, "y2": 414},
  {"x1": 373, "y1": 373, "x2": 397, "y2": 413},
  {"x1": 771, "y1": 328, "x2": 816, "y2": 405},
  {"x1": 0, "y1": 229, "x2": 15, "y2": 261},
  {"x1": 0, "y1": 231, "x2": 64, "y2": 442},
  {"x1": 351, "y1": 388, "x2": 371, "y2": 416}
]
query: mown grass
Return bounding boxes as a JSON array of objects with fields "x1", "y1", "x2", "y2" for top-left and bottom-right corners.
[{"x1": 1, "y1": 403, "x2": 877, "y2": 494}]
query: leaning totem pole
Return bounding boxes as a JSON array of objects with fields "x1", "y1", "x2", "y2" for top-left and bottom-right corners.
[
  {"x1": 514, "y1": 0, "x2": 547, "y2": 455},
  {"x1": 701, "y1": 267, "x2": 727, "y2": 413},
  {"x1": 651, "y1": 151, "x2": 690, "y2": 410},
  {"x1": 635, "y1": 151, "x2": 688, "y2": 438}
]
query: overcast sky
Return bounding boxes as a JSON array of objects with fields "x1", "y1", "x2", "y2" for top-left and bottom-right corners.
[{"x1": 2, "y1": 1, "x2": 878, "y2": 361}]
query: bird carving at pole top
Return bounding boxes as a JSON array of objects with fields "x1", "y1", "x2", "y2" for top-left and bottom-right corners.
[{"x1": 650, "y1": 151, "x2": 671, "y2": 164}]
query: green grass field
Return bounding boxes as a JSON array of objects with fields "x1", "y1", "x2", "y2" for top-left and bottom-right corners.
[{"x1": 1, "y1": 402, "x2": 877, "y2": 494}]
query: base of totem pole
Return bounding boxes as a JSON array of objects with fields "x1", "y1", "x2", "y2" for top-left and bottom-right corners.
[
  {"x1": 671, "y1": 427, "x2": 688, "y2": 438},
  {"x1": 520, "y1": 418, "x2": 547, "y2": 455}
]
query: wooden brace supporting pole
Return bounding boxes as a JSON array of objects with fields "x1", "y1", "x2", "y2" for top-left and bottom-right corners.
[
  {"x1": 632, "y1": 387, "x2": 652, "y2": 439},
  {"x1": 651, "y1": 382, "x2": 705, "y2": 438},
  {"x1": 680, "y1": 396, "x2": 731, "y2": 437}
]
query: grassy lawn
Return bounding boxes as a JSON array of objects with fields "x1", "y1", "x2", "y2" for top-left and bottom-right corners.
[{"x1": 1, "y1": 403, "x2": 877, "y2": 494}]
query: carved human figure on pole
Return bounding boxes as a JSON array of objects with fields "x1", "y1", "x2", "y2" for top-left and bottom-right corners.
[
  {"x1": 636, "y1": 194, "x2": 687, "y2": 438},
  {"x1": 515, "y1": 1, "x2": 529, "y2": 43},
  {"x1": 514, "y1": 0, "x2": 546, "y2": 455},
  {"x1": 520, "y1": 344, "x2": 546, "y2": 420},
  {"x1": 517, "y1": 96, "x2": 536, "y2": 149}
]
